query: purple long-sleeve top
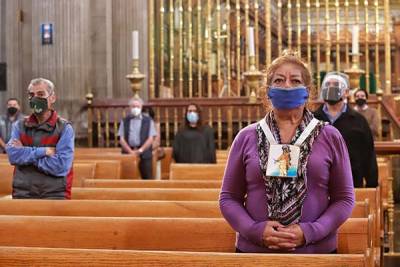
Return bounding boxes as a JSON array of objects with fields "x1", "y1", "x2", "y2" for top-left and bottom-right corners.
[{"x1": 219, "y1": 123, "x2": 355, "y2": 253}]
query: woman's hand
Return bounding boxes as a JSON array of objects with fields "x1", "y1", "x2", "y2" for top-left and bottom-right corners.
[
  {"x1": 262, "y1": 221, "x2": 297, "y2": 250},
  {"x1": 277, "y1": 224, "x2": 306, "y2": 247}
]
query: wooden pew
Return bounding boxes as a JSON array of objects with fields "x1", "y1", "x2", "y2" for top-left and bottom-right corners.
[
  {"x1": 0, "y1": 163, "x2": 13, "y2": 197},
  {"x1": 355, "y1": 188, "x2": 381, "y2": 248},
  {"x1": 72, "y1": 163, "x2": 96, "y2": 187},
  {"x1": 0, "y1": 216, "x2": 370, "y2": 254},
  {"x1": 72, "y1": 187, "x2": 377, "y2": 203},
  {"x1": 216, "y1": 149, "x2": 229, "y2": 164},
  {"x1": 72, "y1": 188, "x2": 220, "y2": 201},
  {"x1": 0, "y1": 199, "x2": 369, "y2": 219},
  {"x1": 75, "y1": 148, "x2": 120, "y2": 154},
  {"x1": 0, "y1": 162, "x2": 97, "y2": 194},
  {"x1": 80, "y1": 179, "x2": 222, "y2": 188},
  {"x1": 74, "y1": 153, "x2": 138, "y2": 179},
  {"x1": 169, "y1": 163, "x2": 225, "y2": 180},
  {"x1": 0, "y1": 246, "x2": 372, "y2": 267},
  {"x1": 75, "y1": 147, "x2": 171, "y2": 180},
  {"x1": 74, "y1": 160, "x2": 121, "y2": 179},
  {"x1": 0, "y1": 200, "x2": 222, "y2": 217}
]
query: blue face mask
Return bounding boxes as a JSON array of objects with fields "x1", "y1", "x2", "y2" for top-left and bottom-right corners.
[
  {"x1": 186, "y1": 112, "x2": 199, "y2": 124},
  {"x1": 267, "y1": 86, "x2": 309, "y2": 110}
]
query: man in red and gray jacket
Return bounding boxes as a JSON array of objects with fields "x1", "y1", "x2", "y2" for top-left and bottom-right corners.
[{"x1": 6, "y1": 78, "x2": 74, "y2": 199}]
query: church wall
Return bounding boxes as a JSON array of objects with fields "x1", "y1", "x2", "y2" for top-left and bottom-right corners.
[{"x1": 0, "y1": 0, "x2": 149, "y2": 139}]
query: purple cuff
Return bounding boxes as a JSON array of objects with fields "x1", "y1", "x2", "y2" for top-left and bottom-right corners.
[
  {"x1": 246, "y1": 221, "x2": 267, "y2": 246},
  {"x1": 299, "y1": 222, "x2": 316, "y2": 245}
]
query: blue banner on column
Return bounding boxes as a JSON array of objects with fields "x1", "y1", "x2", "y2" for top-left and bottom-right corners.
[{"x1": 41, "y1": 23, "x2": 53, "y2": 45}]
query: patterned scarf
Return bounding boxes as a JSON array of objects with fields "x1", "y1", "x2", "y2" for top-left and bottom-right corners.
[{"x1": 256, "y1": 109, "x2": 324, "y2": 225}]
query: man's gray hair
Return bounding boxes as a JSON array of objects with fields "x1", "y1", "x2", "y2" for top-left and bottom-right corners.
[
  {"x1": 128, "y1": 97, "x2": 144, "y2": 106},
  {"x1": 27, "y1": 78, "x2": 55, "y2": 95}
]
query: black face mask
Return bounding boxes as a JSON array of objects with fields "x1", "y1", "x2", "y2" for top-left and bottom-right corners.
[
  {"x1": 7, "y1": 107, "x2": 18, "y2": 116},
  {"x1": 29, "y1": 97, "x2": 49, "y2": 114},
  {"x1": 355, "y1": 98, "x2": 367, "y2": 107}
]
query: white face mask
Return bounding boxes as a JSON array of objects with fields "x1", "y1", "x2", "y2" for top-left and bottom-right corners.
[{"x1": 131, "y1": 107, "x2": 141, "y2": 116}]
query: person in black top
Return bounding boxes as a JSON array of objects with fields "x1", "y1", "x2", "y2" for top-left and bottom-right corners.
[
  {"x1": 313, "y1": 71, "x2": 378, "y2": 188},
  {"x1": 173, "y1": 103, "x2": 216, "y2": 163}
]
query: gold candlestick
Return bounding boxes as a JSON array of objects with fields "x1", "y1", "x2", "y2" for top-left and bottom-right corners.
[
  {"x1": 244, "y1": 56, "x2": 263, "y2": 104},
  {"x1": 344, "y1": 53, "x2": 365, "y2": 90},
  {"x1": 126, "y1": 59, "x2": 145, "y2": 99},
  {"x1": 85, "y1": 92, "x2": 94, "y2": 148}
]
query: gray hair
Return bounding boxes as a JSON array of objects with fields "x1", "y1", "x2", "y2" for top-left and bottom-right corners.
[
  {"x1": 27, "y1": 78, "x2": 55, "y2": 95},
  {"x1": 321, "y1": 72, "x2": 350, "y2": 90},
  {"x1": 128, "y1": 97, "x2": 144, "y2": 106}
]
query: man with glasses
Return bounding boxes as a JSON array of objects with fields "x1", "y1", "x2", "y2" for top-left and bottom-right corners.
[
  {"x1": 6, "y1": 78, "x2": 74, "y2": 199},
  {"x1": 314, "y1": 72, "x2": 378, "y2": 188}
]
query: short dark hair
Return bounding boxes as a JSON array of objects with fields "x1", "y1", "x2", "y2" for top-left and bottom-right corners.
[
  {"x1": 7, "y1": 98, "x2": 19, "y2": 104},
  {"x1": 354, "y1": 88, "x2": 369, "y2": 99}
]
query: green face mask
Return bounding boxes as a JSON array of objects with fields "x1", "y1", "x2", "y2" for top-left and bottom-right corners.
[{"x1": 29, "y1": 97, "x2": 48, "y2": 114}]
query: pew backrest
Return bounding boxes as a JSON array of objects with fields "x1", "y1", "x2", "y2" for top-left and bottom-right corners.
[
  {"x1": 170, "y1": 163, "x2": 225, "y2": 180},
  {"x1": 0, "y1": 246, "x2": 372, "y2": 267},
  {"x1": 0, "y1": 163, "x2": 13, "y2": 195},
  {"x1": 80, "y1": 179, "x2": 222, "y2": 188},
  {"x1": 71, "y1": 188, "x2": 220, "y2": 201},
  {"x1": 0, "y1": 216, "x2": 369, "y2": 254}
]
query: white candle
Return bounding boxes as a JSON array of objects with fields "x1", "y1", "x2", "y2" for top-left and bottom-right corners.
[
  {"x1": 352, "y1": 25, "x2": 359, "y2": 54},
  {"x1": 132, "y1": 31, "x2": 139, "y2": 59},
  {"x1": 248, "y1": 27, "x2": 255, "y2": 57}
]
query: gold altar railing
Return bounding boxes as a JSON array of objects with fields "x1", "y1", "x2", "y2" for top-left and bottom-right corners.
[
  {"x1": 85, "y1": 95, "x2": 400, "y2": 149},
  {"x1": 148, "y1": 0, "x2": 393, "y2": 100}
]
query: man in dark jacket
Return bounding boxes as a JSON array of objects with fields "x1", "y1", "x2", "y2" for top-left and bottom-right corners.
[
  {"x1": 314, "y1": 72, "x2": 378, "y2": 188},
  {"x1": 118, "y1": 98, "x2": 157, "y2": 179},
  {"x1": 0, "y1": 98, "x2": 25, "y2": 153}
]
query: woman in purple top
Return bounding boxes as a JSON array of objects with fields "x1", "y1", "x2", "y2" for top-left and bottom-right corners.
[{"x1": 219, "y1": 50, "x2": 355, "y2": 254}]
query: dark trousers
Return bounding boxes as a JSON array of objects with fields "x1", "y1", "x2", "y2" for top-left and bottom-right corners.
[{"x1": 139, "y1": 157, "x2": 153, "y2": 179}]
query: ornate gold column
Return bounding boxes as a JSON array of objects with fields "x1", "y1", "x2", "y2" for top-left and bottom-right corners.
[
  {"x1": 316, "y1": 0, "x2": 321, "y2": 91},
  {"x1": 287, "y1": 0, "x2": 292, "y2": 49},
  {"x1": 264, "y1": 0, "x2": 271, "y2": 66},
  {"x1": 325, "y1": 0, "x2": 331, "y2": 72},
  {"x1": 364, "y1": 0, "x2": 370, "y2": 92},
  {"x1": 335, "y1": 0, "x2": 340, "y2": 71},
  {"x1": 384, "y1": 0, "x2": 391, "y2": 94},
  {"x1": 188, "y1": 0, "x2": 193, "y2": 98},
  {"x1": 149, "y1": 0, "x2": 155, "y2": 98}
]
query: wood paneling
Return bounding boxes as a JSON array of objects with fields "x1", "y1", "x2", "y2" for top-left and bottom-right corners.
[
  {"x1": 111, "y1": 0, "x2": 148, "y2": 99},
  {"x1": 0, "y1": 0, "x2": 149, "y2": 139}
]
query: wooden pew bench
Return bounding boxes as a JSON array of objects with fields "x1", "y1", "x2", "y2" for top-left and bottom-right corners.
[
  {"x1": 0, "y1": 216, "x2": 370, "y2": 255},
  {"x1": 355, "y1": 188, "x2": 381, "y2": 248},
  {"x1": 0, "y1": 199, "x2": 368, "y2": 219},
  {"x1": 0, "y1": 246, "x2": 372, "y2": 267},
  {"x1": 71, "y1": 188, "x2": 220, "y2": 201},
  {"x1": 169, "y1": 163, "x2": 225, "y2": 180},
  {"x1": 0, "y1": 163, "x2": 13, "y2": 196},
  {"x1": 74, "y1": 160, "x2": 121, "y2": 179},
  {"x1": 80, "y1": 179, "x2": 222, "y2": 188},
  {"x1": 0, "y1": 200, "x2": 222, "y2": 217},
  {"x1": 74, "y1": 153, "x2": 138, "y2": 179},
  {"x1": 0, "y1": 162, "x2": 97, "y2": 194}
]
